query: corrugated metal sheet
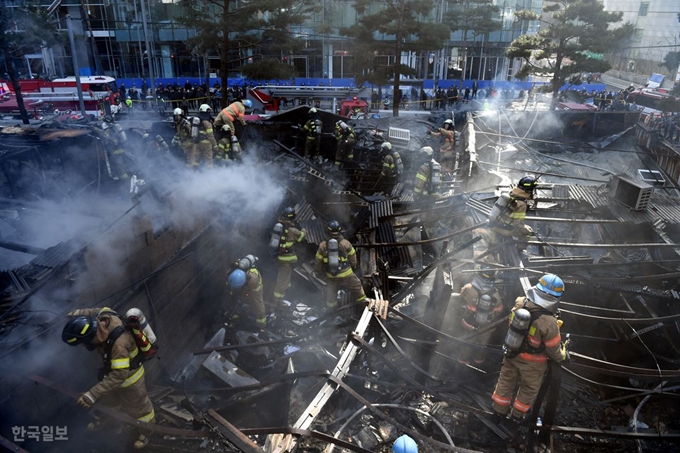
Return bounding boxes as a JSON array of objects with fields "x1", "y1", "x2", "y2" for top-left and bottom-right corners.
[
  {"x1": 30, "y1": 239, "x2": 79, "y2": 269},
  {"x1": 299, "y1": 219, "x2": 325, "y2": 245},
  {"x1": 293, "y1": 199, "x2": 316, "y2": 223},
  {"x1": 565, "y1": 184, "x2": 680, "y2": 225},
  {"x1": 369, "y1": 199, "x2": 393, "y2": 229},
  {"x1": 376, "y1": 222, "x2": 412, "y2": 269}
]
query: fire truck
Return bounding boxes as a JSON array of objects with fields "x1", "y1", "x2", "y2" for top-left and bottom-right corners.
[
  {"x1": 249, "y1": 85, "x2": 361, "y2": 113},
  {"x1": 0, "y1": 76, "x2": 119, "y2": 117}
]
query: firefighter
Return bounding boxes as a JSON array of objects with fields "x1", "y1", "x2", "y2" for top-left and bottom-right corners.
[
  {"x1": 315, "y1": 220, "x2": 367, "y2": 309},
  {"x1": 413, "y1": 147, "x2": 442, "y2": 201},
  {"x1": 429, "y1": 118, "x2": 455, "y2": 163},
  {"x1": 333, "y1": 120, "x2": 356, "y2": 167},
  {"x1": 62, "y1": 307, "x2": 155, "y2": 450},
  {"x1": 271, "y1": 207, "x2": 307, "y2": 306},
  {"x1": 380, "y1": 142, "x2": 403, "y2": 179},
  {"x1": 171, "y1": 107, "x2": 194, "y2": 168},
  {"x1": 190, "y1": 104, "x2": 218, "y2": 169},
  {"x1": 491, "y1": 274, "x2": 568, "y2": 423},
  {"x1": 458, "y1": 265, "x2": 503, "y2": 365},
  {"x1": 96, "y1": 116, "x2": 129, "y2": 180},
  {"x1": 216, "y1": 124, "x2": 233, "y2": 163},
  {"x1": 227, "y1": 255, "x2": 267, "y2": 330},
  {"x1": 302, "y1": 107, "x2": 323, "y2": 163},
  {"x1": 487, "y1": 175, "x2": 537, "y2": 252},
  {"x1": 214, "y1": 99, "x2": 251, "y2": 134}
]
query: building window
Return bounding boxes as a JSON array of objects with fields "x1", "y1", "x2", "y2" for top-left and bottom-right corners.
[{"x1": 638, "y1": 2, "x2": 649, "y2": 17}]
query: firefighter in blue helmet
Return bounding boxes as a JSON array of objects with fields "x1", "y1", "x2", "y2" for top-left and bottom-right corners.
[
  {"x1": 393, "y1": 434, "x2": 418, "y2": 453},
  {"x1": 227, "y1": 254, "x2": 267, "y2": 329}
]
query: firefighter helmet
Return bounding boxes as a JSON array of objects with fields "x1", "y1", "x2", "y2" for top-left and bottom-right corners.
[
  {"x1": 444, "y1": 119, "x2": 453, "y2": 125},
  {"x1": 392, "y1": 434, "x2": 418, "y2": 453},
  {"x1": 536, "y1": 274, "x2": 564, "y2": 298},
  {"x1": 199, "y1": 104, "x2": 212, "y2": 113},
  {"x1": 228, "y1": 269, "x2": 247, "y2": 289},
  {"x1": 309, "y1": 107, "x2": 317, "y2": 114},
  {"x1": 381, "y1": 142, "x2": 392, "y2": 151},
  {"x1": 479, "y1": 264, "x2": 496, "y2": 282},
  {"x1": 62, "y1": 315, "x2": 98, "y2": 346},
  {"x1": 221, "y1": 124, "x2": 232, "y2": 132},
  {"x1": 173, "y1": 108, "x2": 183, "y2": 116},
  {"x1": 518, "y1": 175, "x2": 538, "y2": 193},
  {"x1": 281, "y1": 206, "x2": 295, "y2": 220},
  {"x1": 327, "y1": 220, "x2": 342, "y2": 234},
  {"x1": 420, "y1": 146, "x2": 434, "y2": 156},
  {"x1": 243, "y1": 99, "x2": 253, "y2": 108}
]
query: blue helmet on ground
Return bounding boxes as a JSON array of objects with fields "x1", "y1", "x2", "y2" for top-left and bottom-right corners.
[
  {"x1": 243, "y1": 99, "x2": 253, "y2": 108},
  {"x1": 228, "y1": 269, "x2": 247, "y2": 289},
  {"x1": 536, "y1": 273, "x2": 564, "y2": 298},
  {"x1": 393, "y1": 435, "x2": 417, "y2": 453}
]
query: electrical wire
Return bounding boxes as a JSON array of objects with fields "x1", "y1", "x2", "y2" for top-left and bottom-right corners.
[{"x1": 327, "y1": 403, "x2": 455, "y2": 453}]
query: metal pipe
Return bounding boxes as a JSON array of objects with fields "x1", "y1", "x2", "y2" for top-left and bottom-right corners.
[{"x1": 65, "y1": 15, "x2": 86, "y2": 117}]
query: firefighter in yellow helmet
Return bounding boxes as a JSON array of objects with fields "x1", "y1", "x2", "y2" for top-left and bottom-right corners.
[
  {"x1": 62, "y1": 307, "x2": 155, "y2": 449},
  {"x1": 487, "y1": 175, "x2": 537, "y2": 254},
  {"x1": 491, "y1": 274, "x2": 568, "y2": 424},
  {"x1": 315, "y1": 220, "x2": 366, "y2": 309},
  {"x1": 272, "y1": 207, "x2": 307, "y2": 306}
]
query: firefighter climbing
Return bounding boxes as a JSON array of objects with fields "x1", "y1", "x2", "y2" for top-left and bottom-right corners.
[
  {"x1": 270, "y1": 206, "x2": 307, "y2": 307},
  {"x1": 315, "y1": 220, "x2": 367, "y2": 309},
  {"x1": 491, "y1": 274, "x2": 568, "y2": 424},
  {"x1": 62, "y1": 307, "x2": 156, "y2": 449}
]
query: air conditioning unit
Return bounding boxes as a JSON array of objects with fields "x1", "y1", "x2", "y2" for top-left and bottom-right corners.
[
  {"x1": 388, "y1": 127, "x2": 410, "y2": 149},
  {"x1": 608, "y1": 174, "x2": 653, "y2": 211}
]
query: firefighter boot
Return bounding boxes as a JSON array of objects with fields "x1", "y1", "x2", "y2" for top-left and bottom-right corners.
[{"x1": 134, "y1": 434, "x2": 150, "y2": 449}]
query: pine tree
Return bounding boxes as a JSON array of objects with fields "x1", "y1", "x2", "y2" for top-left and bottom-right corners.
[
  {"x1": 178, "y1": 0, "x2": 317, "y2": 108},
  {"x1": 507, "y1": 0, "x2": 633, "y2": 109},
  {"x1": 342, "y1": 0, "x2": 450, "y2": 117},
  {"x1": 0, "y1": 3, "x2": 64, "y2": 124}
]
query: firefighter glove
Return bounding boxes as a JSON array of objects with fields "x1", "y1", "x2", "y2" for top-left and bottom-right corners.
[{"x1": 77, "y1": 392, "x2": 96, "y2": 408}]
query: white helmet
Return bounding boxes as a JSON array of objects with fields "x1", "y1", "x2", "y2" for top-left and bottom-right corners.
[
  {"x1": 199, "y1": 104, "x2": 212, "y2": 113},
  {"x1": 221, "y1": 124, "x2": 232, "y2": 132},
  {"x1": 444, "y1": 119, "x2": 453, "y2": 125},
  {"x1": 420, "y1": 146, "x2": 434, "y2": 156},
  {"x1": 173, "y1": 108, "x2": 183, "y2": 116},
  {"x1": 309, "y1": 107, "x2": 317, "y2": 114},
  {"x1": 381, "y1": 142, "x2": 392, "y2": 151}
]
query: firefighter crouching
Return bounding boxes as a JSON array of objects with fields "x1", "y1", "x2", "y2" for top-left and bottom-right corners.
[
  {"x1": 216, "y1": 124, "x2": 243, "y2": 163},
  {"x1": 315, "y1": 220, "x2": 367, "y2": 309},
  {"x1": 62, "y1": 307, "x2": 156, "y2": 450},
  {"x1": 458, "y1": 265, "x2": 503, "y2": 365},
  {"x1": 270, "y1": 207, "x2": 307, "y2": 307},
  {"x1": 302, "y1": 107, "x2": 323, "y2": 164},
  {"x1": 491, "y1": 274, "x2": 568, "y2": 423},
  {"x1": 227, "y1": 254, "x2": 268, "y2": 330},
  {"x1": 413, "y1": 146, "x2": 442, "y2": 201},
  {"x1": 214, "y1": 99, "x2": 251, "y2": 135}
]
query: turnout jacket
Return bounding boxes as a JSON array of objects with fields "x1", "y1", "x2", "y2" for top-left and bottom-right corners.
[
  {"x1": 69, "y1": 307, "x2": 144, "y2": 400},
  {"x1": 511, "y1": 297, "x2": 565, "y2": 363}
]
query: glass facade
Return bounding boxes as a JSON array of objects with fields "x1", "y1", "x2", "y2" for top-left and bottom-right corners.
[{"x1": 4, "y1": 0, "x2": 543, "y2": 82}]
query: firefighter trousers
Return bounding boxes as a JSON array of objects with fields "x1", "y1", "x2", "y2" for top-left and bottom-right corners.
[
  {"x1": 191, "y1": 140, "x2": 214, "y2": 168},
  {"x1": 109, "y1": 149, "x2": 129, "y2": 180},
  {"x1": 326, "y1": 273, "x2": 366, "y2": 308},
  {"x1": 304, "y1": 137, "x2": 320, "y2": 158},
  {"x1": 247, "y1": 289, "x2": 267, "y2": 326},
  {"x1": 458, "y1": 325, "x2": 493, "y2": 365},
  {"x1": 334, "y1": 138, "x2": 355, "y2": 165},
  {"x1": 98, "y1": 372, "x2": 156, "y2": 434},
  {"x1": 273, "y1": 261, "x2": 293, "y2": 303},
  {"x1": 492, "y1": 355, "x2": 548, "y2": 418}
]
